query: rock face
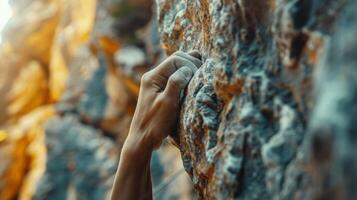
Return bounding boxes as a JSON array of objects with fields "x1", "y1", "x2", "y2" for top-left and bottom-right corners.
[
  {"x1": 157, "y1": 0, "x2": 356, "y2": 199},
  {"x1": 0, "y1": 106, "x2": 55, "y2": 200},
  {"x1": 1, "y1": 0, "x2": 356, "y2": 199},
  {"x1": 0, "y1": 0, "x2": 191, "y2": 199},
  {"x1": 33, "y1": 115, "x2": 119, "y2": 200}
]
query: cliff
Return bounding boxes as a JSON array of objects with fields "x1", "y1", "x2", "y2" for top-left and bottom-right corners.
[
  {"x1": 157, "y1": 0, "x2": 356, "y2": 199},
  {"x1": 0, "y1": 0, "x2": 191, "y2": 199},
  {"x1": 0, "y1": 0, "x2": 356, "y2": 199}
]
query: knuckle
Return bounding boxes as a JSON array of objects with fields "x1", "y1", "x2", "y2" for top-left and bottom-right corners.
[
  {"x1": 141, "y1": 72, "x2": 153, "y2": 85},
  {"x1": 168, "y1": 75, "x2": 184, "y2": 88},
  {"x1": 169, "y1": 55, "x2": 183, "y2": 68}
]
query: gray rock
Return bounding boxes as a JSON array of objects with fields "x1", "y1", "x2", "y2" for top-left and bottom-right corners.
[
  {"x1": 157, "y1": 0, "x2": 356, "y2": 199},
  {"x1": 34, "y1": 115, "x2": 119, "y2": 200},
  {"x1": 78, "y1": 55, "x2": 109, "y2": 123}
]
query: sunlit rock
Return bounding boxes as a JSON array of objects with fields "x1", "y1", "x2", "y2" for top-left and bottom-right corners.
[
  {"x1": 0, "y1": 106, "x2": 55, "y2": 200},
  {"x1": 2, "y1": 0, "x2": 59, "y2": 65},
  {"x1": 2, "y1": 61, "x2": 48, "y2": 125},
  {"x1": 48, "y1": 0, "x2": 97, "y2": 102}
]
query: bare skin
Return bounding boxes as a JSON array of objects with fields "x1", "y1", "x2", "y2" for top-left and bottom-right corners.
[{"x1": 110, "y1": 51, "x2": 202, "y2": 200}]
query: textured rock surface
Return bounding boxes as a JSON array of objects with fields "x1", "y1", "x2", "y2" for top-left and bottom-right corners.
[
  {"x1": 1, "y1": 0, "x2": 356, "y2": 199},
  {"x1": 308, "y1": 1, "x2": 357, "y2": 198},
  {"x1": 157, "y1": 0, "x2": 356, "y2": 199}
]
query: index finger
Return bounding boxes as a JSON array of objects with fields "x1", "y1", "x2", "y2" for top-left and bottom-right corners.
[{"x1": 151, "y1": 53, "x2": 199, "y2": 79}]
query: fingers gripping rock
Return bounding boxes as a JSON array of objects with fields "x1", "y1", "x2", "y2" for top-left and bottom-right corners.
[{"x1": 164, "y1": 66, "x2": 194, "y2": 99}]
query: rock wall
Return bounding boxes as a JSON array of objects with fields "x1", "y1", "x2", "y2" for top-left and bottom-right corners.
[
  {"x1": 0, "y1": 0, "x2": 192, "y2": 199},
  {"x1": 1, "y1": 0, "x2": 356, "y2": 199},
  {"x1": 157, "y1": 0, "x2": 356, "y2": 199}
]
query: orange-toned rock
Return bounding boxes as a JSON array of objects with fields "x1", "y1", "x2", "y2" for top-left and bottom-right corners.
[
  {"x1": 0, "y1": 0, "x2": 59, "y2": 125},
  {"x1": 48, "y1": 0, "x2": 97, "y2": 102},
  {"x1": 6, "y1": 61, "x2": 49, "y2": 124},
  {"x1": 157, "y1": 0, "x2": 357, "y2": 199},
  {"x1": 2, "y1": 0, "x2": 59, "y2": 65},
  {"x1": 0, "y1": 0, "x2": 191, "y2": 199},
  {"x1": 0, "y1": 106, "x2": 55, "y2": 200},
  {"x1": 0, "y1": 45, "x2": 49, "y2": 126}
]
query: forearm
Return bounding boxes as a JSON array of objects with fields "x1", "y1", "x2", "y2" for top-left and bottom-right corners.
[
  {"x1": 110, "y1": 50, "x2": 201, "y2": 200},
  {"x1": 110, "y1": 135, "x2": 153, "y2": 200}
]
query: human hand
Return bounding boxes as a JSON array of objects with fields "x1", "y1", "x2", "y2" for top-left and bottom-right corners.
[
  {"x1": 111, "y1": 51, "x2": 202, "y2": 200},
  {"x1": 123, "y1": 50, "x2": 202, "y2": 155}
]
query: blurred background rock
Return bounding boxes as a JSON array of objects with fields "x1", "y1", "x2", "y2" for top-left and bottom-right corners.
[{"x1": 0, "y1": 0, "x2": 192, "y2": 199}]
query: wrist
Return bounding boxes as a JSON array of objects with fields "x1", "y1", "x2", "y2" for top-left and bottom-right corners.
[{"x1": 121, "y1": 133, "x2": 153, "y2": 165}]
